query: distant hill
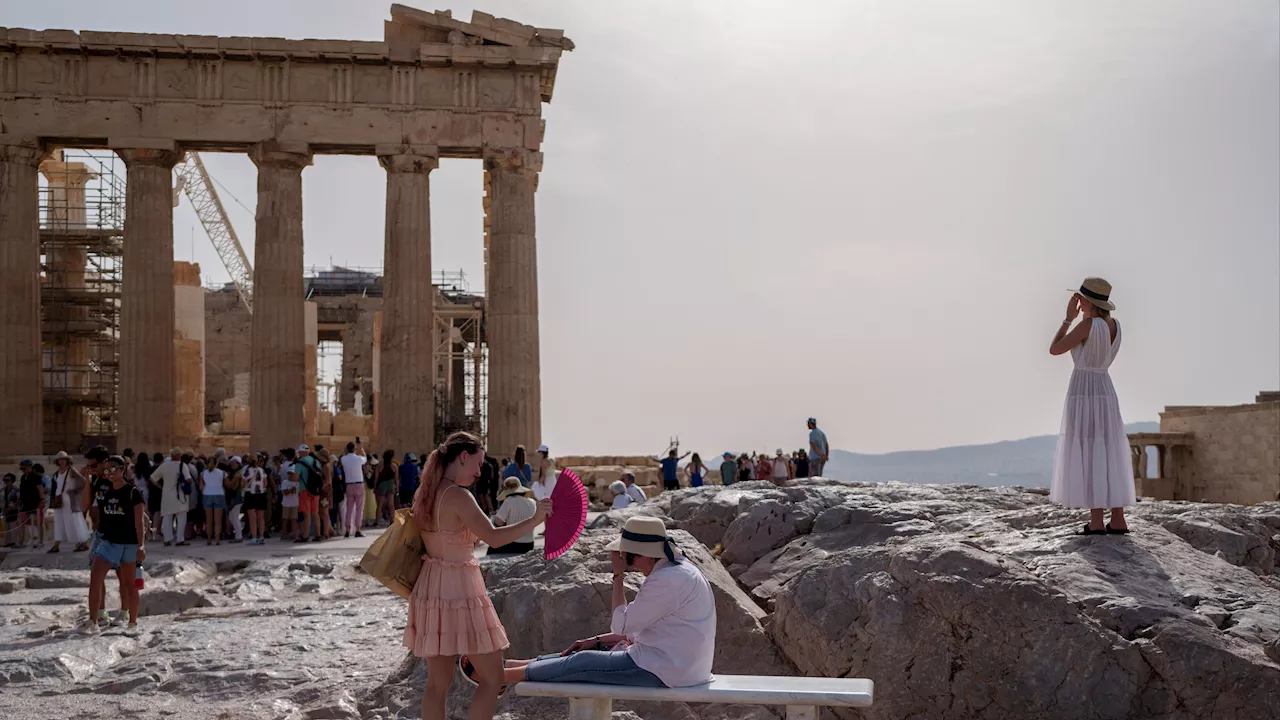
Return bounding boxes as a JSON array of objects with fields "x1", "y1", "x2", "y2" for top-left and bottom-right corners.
[{"x1": 824, "y1": 422, "x2": 1158, "y2": 487}]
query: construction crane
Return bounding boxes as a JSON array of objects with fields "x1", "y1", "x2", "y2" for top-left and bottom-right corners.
[{"x1": 173, "y1": 152, "x2": 254, "y2": 312}]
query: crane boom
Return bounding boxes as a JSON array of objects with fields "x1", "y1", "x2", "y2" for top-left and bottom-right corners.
[{"x1": 173, "y1": 152, "x2": 254, "y2": 312}]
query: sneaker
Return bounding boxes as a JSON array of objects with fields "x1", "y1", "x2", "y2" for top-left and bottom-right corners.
[
  {"x1": 123, "y1": 623, "x2": 141, "y2": 637},
  {"x1": 163, "y1": 541, "x2": 172, "y2": 547},
  {"x1": 344, "y1": 532, "x2": 350, "y2": 539},
  {"x1": 79, "y1": 621, "x2": 101, "y2": 636},
  {"x1": 354, "y1": 532, "x2": 364, "y2": 538}
]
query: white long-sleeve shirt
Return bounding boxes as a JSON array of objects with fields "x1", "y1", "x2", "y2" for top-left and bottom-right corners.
[
  {"x1": 625, "y1": 483, "x2": 646, "y2": 505},
  {"x1": 609, "y1": 555, "x2": 716, "y2": 688}
]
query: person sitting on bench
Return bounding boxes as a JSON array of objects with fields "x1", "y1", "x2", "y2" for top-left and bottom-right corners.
[{"x1": 463, "y1": 517, "x2": 716, "y2": 689}]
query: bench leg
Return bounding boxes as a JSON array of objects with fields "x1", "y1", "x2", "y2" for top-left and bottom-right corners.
[
  {"x1": 786, "y1": 705, "x2": 819, "y2": 720},
  {"x1": 569, "y1": 697, "x2": 612, "y2": 720}
]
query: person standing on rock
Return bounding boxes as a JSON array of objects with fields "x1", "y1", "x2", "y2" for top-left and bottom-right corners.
[
  {"x1": 656, "y1": 448, "x2": 689, "y2": 492},
  {"x1": 85, "y1": 455, "x2": 145, "y2": 636},
  {"x1": 687, "y1": 453, "x2": 710, "y2": 488},
  {"x1": 403, "y1": 431, "x2": 551, "y2": 720},
  {"x1": 807, "y1": 418, "x2": 830, "y2": 477},
  {"x1": 469, "y1": 517, "x2": 716, "y2": 690},
  {"x1": 1049, "y1": 278, "x2": 1134, "y2": 535},
  {"x1": 719, "y1": 452, "x2": 738, "y2": 486},
  {"x1": 795, "y1": 449, "x2": 811, "y2": 478},
  {"x1": 772, "y1": 449, "x2": 793, "y2": 484},
  {"x1": 16, "y1": 459, "x2": 45, "y2": 549}
]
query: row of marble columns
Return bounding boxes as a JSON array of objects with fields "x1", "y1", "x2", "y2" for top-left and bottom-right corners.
[{"x1": 0, "y1": 135, "x2": 542, "y2": 457}]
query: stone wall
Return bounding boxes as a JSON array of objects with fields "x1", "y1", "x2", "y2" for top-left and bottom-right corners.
[{"x1": 1161, "y1": 400, "x2": 1280, "y2": 504}]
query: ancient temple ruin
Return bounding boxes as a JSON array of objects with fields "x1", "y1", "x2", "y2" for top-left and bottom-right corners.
[{"x1": 0, "y1": 5, "x2": 571, "y2": 456}]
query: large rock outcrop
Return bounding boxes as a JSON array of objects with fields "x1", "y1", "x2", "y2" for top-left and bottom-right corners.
[{"x1": 648, "y1": 480, "x2": 1280, "y2": 720}]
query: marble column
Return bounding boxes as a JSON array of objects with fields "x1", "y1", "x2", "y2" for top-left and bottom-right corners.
[
  {"x1": 483, "y1": 148, "x2": 542, "y2": 456},
  {"x1": 249, "y1": 142, "x2": 311, "y2": 454},
  {"x1": 173, "y1": 261, "x2": 206, "y2": 445},
  {"x1": 117, "y1": 146, "x2": 182, "y2": 452},
  {"x1": 41, "y1": 156, "x2": 97, "y2": 448},
  {"x1": 0, "y1": 136, "x2": 45, "y2": 455},
  {"x1": 377, "y1": 147, "x2": 438, "y2": 453}
]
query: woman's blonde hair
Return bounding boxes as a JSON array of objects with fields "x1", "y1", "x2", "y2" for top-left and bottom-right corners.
[{"x1": 412, "y1": 431, "x2": 484, "y2": 529}]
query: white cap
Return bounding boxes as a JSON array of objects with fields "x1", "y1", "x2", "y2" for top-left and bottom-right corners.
[
  {"x1": 230, "y1": 456, "x2": 242, "y2": 464},
  {"x1": 537, "y1": 444, "x2": 550, "y2": 454},
  {"x1": 776, "y1": 448, "x2": 784, "y2": 455},
  {"x1": 297, "y1": 444, "x2": 310, "y2": 452}
]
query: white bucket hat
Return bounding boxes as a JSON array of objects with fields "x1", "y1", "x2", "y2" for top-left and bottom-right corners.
[
  {"x1": 606, "y1": 516, "x2": 681, "y2": 563},
  {"x1": 608, "y1": 480, "x2": 627, "y2": 495},
  {"x1": 52, "y1": 451, "x2": 71, "y2": 462}
]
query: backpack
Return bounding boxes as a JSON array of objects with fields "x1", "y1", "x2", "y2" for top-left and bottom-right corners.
[{"x1": 297, "y1": 456, "x2": 323, "y2": 495}]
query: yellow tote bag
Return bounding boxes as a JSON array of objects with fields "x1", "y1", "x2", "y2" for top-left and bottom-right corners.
[{"x1": 359, "y1": 508, "x2": 424, "y2": 600}]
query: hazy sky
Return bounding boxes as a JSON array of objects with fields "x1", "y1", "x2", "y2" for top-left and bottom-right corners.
[{"x1": 10, "y1": 1, "x2": 1278, "y2": 456}]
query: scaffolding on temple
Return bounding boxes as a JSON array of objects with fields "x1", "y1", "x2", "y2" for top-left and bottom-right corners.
[{"x1": 38, "y1": 150, "x2": 125, "y2": 454}]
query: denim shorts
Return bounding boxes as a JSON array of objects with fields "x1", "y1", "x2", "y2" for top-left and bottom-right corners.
[
  {"x1": 92, "y1": 539, "x2": 138, "y2": 569},
  {"x1": 525, "y1": 650, "x2": 665, "y2": 687},
  {"x1": 204, "y1": 494, "x2": 228, "y2": 510},
  {"x1": 87, "y1": 531, "x2": 103, "y2": 568}
]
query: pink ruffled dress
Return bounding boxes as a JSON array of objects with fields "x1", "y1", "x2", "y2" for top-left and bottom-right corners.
[{"x1": 403, "y1": 487, "x2": 509, "y2": 658}]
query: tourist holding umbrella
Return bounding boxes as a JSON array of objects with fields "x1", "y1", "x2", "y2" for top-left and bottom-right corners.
[{"x1": 1049, "y1": 278, "x2": 1134, "y2": 535}]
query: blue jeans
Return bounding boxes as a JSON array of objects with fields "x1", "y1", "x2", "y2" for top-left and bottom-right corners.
[
  {"x1": 204, "y1": 494, "x2": 228, "y2": 510},
  {"x1": 525, "y1": 650, "x2": 665, "y2": 687}
]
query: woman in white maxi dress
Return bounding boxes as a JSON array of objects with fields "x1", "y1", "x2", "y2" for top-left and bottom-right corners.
[
  {"x1": 1049, "y1": 278, "x2": 1135, "y2": 535},
  {"x1": 49, "y1": 452, "x2": 91, "y2": 551}
]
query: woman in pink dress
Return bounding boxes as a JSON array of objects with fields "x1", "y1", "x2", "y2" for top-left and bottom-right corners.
[{"x1": 404, "y1": 431, "x2": 551, "y2": 720}]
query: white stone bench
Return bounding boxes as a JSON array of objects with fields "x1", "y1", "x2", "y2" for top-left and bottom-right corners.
[{"x1": 514, "y1": 674, "x2": 874, "y2": 719}]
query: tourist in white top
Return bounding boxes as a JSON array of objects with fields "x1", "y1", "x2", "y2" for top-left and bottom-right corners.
[
  {"x1": 529, "y1": 444, "x2": 557, "y2": 501},
  {"x1": 155, "y1": 449, "x2": 191, "y2": 546},
  {"x1": 489, "y1": 517, "x2": 716, "y2": 689},
  {"x1": 200, "y1": 463, "x2": 227, "y2": 546},
  {"x1": 339, "y1": 440, "x2": 368, "y2": 538},
  {"x1": 1049, "y1": 278, "x2": 1135, "y2": 535},
  {"x1": 622, "y1": 472, "x2": 646, "y2": 505},
  {"x1": 488, "y1": 477, "x2": 537, "y2": 555},
  {"x1": 609, "y1": 480, "x2": 632, "y2": 510}
]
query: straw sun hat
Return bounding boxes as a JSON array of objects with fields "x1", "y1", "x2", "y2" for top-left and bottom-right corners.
[
  {"x1": 606, "y1": 516, "x2": 682, "y2": 563},
  {"x1": 1075, "y1": 277, "x2": 1116, "y2": 312},
  {"x1": 497, "y1": 476, "x2": 533, "y2": 500}
]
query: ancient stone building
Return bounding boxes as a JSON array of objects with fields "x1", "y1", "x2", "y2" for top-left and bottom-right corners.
[
  {"x1": 1129, "y1": 391, "x2": 1280, "y2": 504},
  {"x1": 0, "y1": 5, "x2": 570, "y2": 457}
]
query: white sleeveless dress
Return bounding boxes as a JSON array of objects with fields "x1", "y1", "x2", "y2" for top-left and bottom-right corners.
[{"x1": 1050, "y1": 317, "x2": 1136, "y2": 509}]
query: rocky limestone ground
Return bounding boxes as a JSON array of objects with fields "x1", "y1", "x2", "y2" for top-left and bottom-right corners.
[{"x1": 1, "y1": 479, "x2": 1278, "y2": 719}]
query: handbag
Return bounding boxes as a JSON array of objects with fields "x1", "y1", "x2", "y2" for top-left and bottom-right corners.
[{"x1": 359, "y1": 508, "x2": 424, "y2": 600}]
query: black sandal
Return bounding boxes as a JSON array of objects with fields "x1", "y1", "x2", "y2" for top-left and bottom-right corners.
[
  {"x1": 1078, "y1": 524, "x2": 1107, "y2": 536},
  {"x1": 1105, "y1": 523, "x2": 1131, "y2": 535}
]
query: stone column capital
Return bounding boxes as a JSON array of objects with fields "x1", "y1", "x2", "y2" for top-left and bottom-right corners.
[
  {"x1": 249, "y1": 141, "x2": 313, "y2": 170},
  {"x1": 116, "y1": 148, "x2": 183, "y2": 169},
  {"x1": 378, "y1": 144, "x2": 439, "y2": 174},
  {"x1": 0, "y1": 135, "x2": 47, "y2": 166},
  {"x1": 483, "y1": 148, "x2": 542, "y2": 174}
]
